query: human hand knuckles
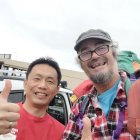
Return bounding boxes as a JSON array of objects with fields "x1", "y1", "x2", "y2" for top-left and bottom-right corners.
[
  {"x1": 0, "y1": 102, "x2": 20, "y2": 112},
  {"x1": 0, "y1": 121, "x2": 14, "y2": 134},
  {"x1": 0, "y1": 103, "x2": 20, "y2": 122},
  {"x1": 0, "y1": 120, "x2": 18, "y2": 128},
  {"x1": 0, "y1": 111, "x2": 20, "y2": 121}
]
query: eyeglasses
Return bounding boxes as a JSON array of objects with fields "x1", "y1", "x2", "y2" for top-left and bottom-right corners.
[{"x1": 78, "y1": 45, "x2": 110, "y2": 62}]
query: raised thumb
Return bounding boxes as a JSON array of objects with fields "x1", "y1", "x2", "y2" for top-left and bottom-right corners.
[
  {"x1": 81, "y1": 117, "x2": 92, "y2": 140},
  {"x1": 0, "y1": 80, "x2": 11, "y2": 102}
]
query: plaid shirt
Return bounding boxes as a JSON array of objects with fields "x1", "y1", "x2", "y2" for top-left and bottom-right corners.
[{"x1": 62, "y1": 74, "x2": 135, "y2": 140}]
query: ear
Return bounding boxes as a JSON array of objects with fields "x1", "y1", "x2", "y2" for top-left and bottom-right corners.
[
  {"x1": 112, "y1": 48, "x2": 117, "y2": 59},
  {"x1": 55, "y1": 86, "x2": 60, "y2": 95},
  {"x1": 57, "y1": 86, "x2": 60, "y2": 92},
  {"x1": 23, "y1": 79, "x2": 27, "y2": 89}
]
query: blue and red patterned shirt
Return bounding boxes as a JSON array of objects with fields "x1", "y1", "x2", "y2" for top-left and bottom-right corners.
[{"x1": 62, "y1": 73, "x2": 135, "y2": 140}]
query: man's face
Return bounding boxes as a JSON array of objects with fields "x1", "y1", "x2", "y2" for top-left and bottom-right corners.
[
  {"x1": 24, "y1": 64, "x2": 59, "y2": 108},
  {"x1": 78, "y1": 39, "x2": 118, "y2": 84}
]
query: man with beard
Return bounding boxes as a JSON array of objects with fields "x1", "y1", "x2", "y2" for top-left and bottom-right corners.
[{"x1": 62, "y1": 29, "x2": 136, "y2": 139}]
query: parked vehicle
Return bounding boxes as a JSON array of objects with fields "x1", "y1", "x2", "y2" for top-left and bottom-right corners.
[{"x1": 0, "y1": 73, "x2": 73, "y2": 126}]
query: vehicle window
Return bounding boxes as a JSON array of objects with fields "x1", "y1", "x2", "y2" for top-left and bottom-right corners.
[
  {"x1": 48, "y1": 94, "x2": 67, "y2": 125},
  {"x1": 0, "y1": 90, "x2": 24, "y2": 102},
  {"x1": 8, "y1": 90, "x2": 25, "y2": 103}
]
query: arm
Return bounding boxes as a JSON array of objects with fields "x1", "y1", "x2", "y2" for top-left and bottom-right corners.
[{"x1": 0, "y1": 80, "x2": 20, "y2": 134}]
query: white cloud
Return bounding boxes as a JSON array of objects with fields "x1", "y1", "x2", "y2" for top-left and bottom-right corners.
[{"x1": 0, "y1": 0, "x2": 140, "y2": 72}]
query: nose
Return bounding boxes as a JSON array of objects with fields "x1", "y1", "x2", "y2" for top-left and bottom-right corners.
[
  {"x1": 91, "y1": 50, "x2": 99, "y2": 59},
  {"x1": 38, "y1": 80, "x2": 47, "y2": 89}
]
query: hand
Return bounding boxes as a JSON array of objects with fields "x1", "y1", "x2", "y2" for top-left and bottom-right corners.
[
  {"x1": 0, "y1": 80, "x2": 20, "y2": 134},
  {"x1": 81, "y1": 117, "x2": 92, "y2": 140}
]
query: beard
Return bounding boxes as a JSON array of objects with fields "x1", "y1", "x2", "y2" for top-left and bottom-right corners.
[{"x1": 90, "y1": 69, "x2": 114, "y2": 84}]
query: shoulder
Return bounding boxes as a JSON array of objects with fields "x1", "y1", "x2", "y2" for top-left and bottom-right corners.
[
  {"x1": 72, "y1": 95, "x2": 88, "y2": 108},
  {"x1": 73, "y1": 80, "x2": 93, "y2": 98},
  {"x1": 47, "y1": 114, "x2": 65, "y2": 129},
  {"x1": 70, "y1": 94, "x2": 90, "y2": 116}
]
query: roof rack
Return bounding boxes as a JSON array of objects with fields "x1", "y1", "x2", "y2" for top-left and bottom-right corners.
[
  {"x1": 0, "y1": 76, "x2": 25, "y2": 81},
  {"x1": 0, "y1": 69, "x2": 26, "y2": 81}
]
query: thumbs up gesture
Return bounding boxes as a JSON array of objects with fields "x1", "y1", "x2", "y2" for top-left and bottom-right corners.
[
  {"x1": 0, "y1": 80, "x2": 20, "y2": 134},
  {"x1": 81, "y1": 117, "x2": 92, "y2": 140}
]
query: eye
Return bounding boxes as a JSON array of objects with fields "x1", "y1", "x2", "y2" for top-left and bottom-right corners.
[
  {"x1": 96, "y1": 46, "x2": 107, "y2": 52},
  {"x1": 81, "y1": 51, "x2": 91, "y2": 56},
  {"x1": 98, "y1": 46, "x2": 105, "y2": 50},
  {"x1": 34, "y1": 77, "x2": 41, "y2": 81},
  {"x1": 81, "y1": 48, "x2": 91, "y2": 54},
  {"x1": 47, "y1": 80, "x2": 55, "y2": 85}
]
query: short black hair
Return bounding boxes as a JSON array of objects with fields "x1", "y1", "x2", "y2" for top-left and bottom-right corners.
[{"x1": 26, "y1": 57, "x2": 62, "y2": 85}]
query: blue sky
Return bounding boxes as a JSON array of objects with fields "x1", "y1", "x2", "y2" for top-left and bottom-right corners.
[{"x1": 0, "y1": 0, "x2": 140, "y2": 71}]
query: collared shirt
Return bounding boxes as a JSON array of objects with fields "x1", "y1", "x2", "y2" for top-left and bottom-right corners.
[
  {"x1": 98, "y1": 79, "x2": 120, "y2": 117},
  {"x1": 62, "y1": 73, "x2": 135, "y2": 140}
]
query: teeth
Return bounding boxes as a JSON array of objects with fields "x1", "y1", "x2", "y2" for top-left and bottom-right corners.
[
  {"x1": 36, "y1": 92, "x2": 46, "y2": 96},
  {"x1": 91, "y1": 63, "x2": 100, "y2": 68},
  {"x1": 91, "y1": 62, "x2": 105, "y2": 69}
]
